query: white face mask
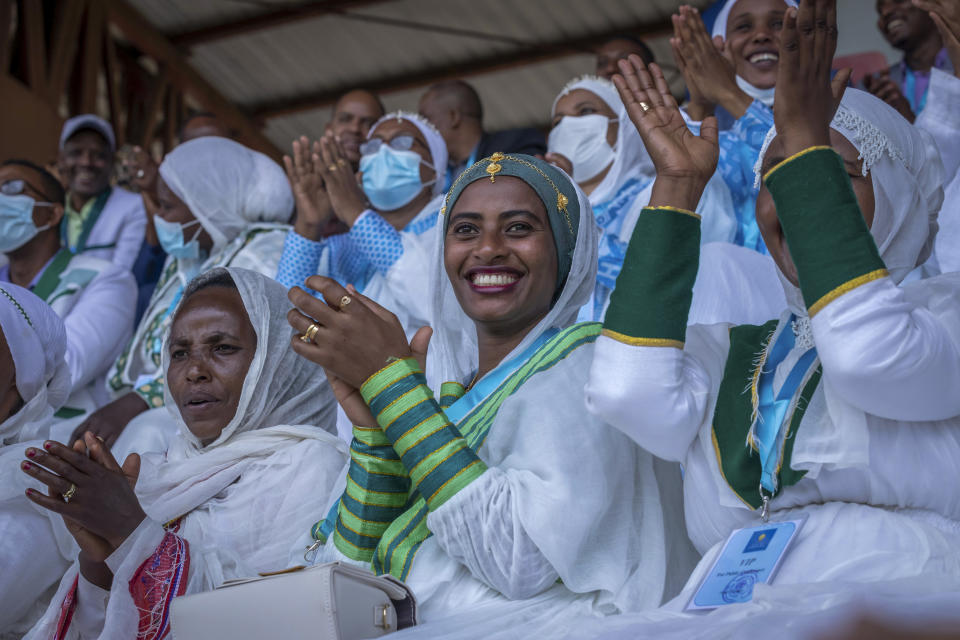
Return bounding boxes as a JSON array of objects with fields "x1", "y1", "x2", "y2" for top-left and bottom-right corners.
[{"x1": 547, "y1": 114, "x2": 617, "y2": 183}]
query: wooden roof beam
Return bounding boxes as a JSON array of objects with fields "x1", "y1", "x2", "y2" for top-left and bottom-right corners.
[
  {"x1": 104, "y1": 0, "x2": 282, "y2": 159},
  {"x1": 249, "y1": 18, "x2": 673, "y2": 120},
  {"x1": 169, "y1": 0, "x2": 394, "y2": 48}
]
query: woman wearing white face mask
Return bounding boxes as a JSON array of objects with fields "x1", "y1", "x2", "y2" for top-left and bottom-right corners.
[
  {"x1": 65, "y1": 137, "x2": 295, "y2": 451},
  {"x1": 548, "y1": 76, "x2": 741, "y2": 320},
  {"x1": 276, "y1": 111, "x2": 448, "y2": 337}
]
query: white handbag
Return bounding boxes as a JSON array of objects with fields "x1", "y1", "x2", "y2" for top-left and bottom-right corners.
[{"x1": 170, "y1": 562, "x2": 418, "y2": 640}]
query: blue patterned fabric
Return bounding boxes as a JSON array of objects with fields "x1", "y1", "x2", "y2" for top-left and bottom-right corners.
[
  {"x1": 275, "y1": 208, "x2": 438, "y2": 295},
  {"x1": 689, "y1": 99, "x2": 773, "y2": 254},
  {"x1": 589, "y1": 177, "x2": 651, "y2": 320}
]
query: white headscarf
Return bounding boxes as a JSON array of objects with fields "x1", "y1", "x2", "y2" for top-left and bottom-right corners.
[
  {"x1": 711, "y1": 0, "x2": 799, "y2": 107},
  {"x1": 368, "y1": 111, "x2": 449, "y2": 197},
  {"x1": 551, "y1": 75, "x2": 655, "y2": 205},
  {"x1": 0, "y1": 284, "x2": 71, "y2": 444},
  {"x1": 756, "y1": 88, "x2": 945, "y2": 314},
  {"x1": 26, "y1": 268, "x2": 348, "y2": 640},
  {"x1": 425, "y1": 160, "x2": 599, "y2": 391},
  {"x1": 159, "y1": 138, "x2": 295, "y2": 252}
]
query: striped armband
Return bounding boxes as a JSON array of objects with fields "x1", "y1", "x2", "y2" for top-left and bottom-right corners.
[
  {"x1": 330, "y1": 425, "x2": 412, "y2": 561},
  {"x1": 361, "y1": 358, "x2": 487, "y2": 511},
  {"x1": 602, "y1": 206, "x2": 701, "y2": 348},
  {"x1": 764, "y1": 147, "x2": 888, "y2": 317}
]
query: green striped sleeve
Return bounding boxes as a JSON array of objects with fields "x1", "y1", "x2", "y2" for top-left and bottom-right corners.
[
  {"x1": 763, "y1": 146, "x2": 888, "y2": 317},
  {"x1": 361, "y1": 358, "x2": 487, "y2": 511},
  {"x1": 603, "y1": 206, "x2": 701, "y2": 347},
  {"x1": 331, "y1": 425, "x2": 411, "y2": 562}
]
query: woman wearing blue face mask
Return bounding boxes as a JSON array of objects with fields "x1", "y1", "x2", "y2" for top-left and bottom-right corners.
[
  {"x1": 67, "y1": 137, "x2": 295, "y2": 450},
  {"x1": 276, "y1": 111, "x2": 447, "y2": 346}
]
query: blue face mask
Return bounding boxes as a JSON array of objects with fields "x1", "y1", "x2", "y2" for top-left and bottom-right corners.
[
  {"x1": 0, "y1": 192, "x2": 54, "y2": 253},
  {"x1": 154, "y1": 216, "x2": 202, "y2": 261},
  {"x1": 360, "y1": 146, "x2": 434, "y2": 212}
]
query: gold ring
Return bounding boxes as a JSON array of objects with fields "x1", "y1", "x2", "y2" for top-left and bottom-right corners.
[
  {"x1": 339, "y1": 295, "x2": 352, "y2": 309},
  {"x1": 639, "y1": 101, "x2": 652, "y2": 113},
  {"x1": 337, "y1": 158, "x2": 347, "y2": 167},
  {"x1": 299, "y1": 323, "x2": 320, "y2": 344},
  {"x1": 62, "y1": 483, "x2": 77, "y2": 503},
  {"x1": 328, "y1": 164, "x2": 338, "y2": 172}
]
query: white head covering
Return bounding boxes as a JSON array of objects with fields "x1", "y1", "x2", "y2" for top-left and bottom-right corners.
[
  {"x1": 756, "y1": 88, "x2": 945, "y2": 313},
  {"x1": 425, "y1": 161, "x2": 599, "y2": 390},
  {"x1": 158, "y1": 267, "x2": 336, "y2": 454},
  {"x1": 158, "y1": 138, "x2": 295, "y2": 252},
  {"x1": 551, "y1": 75, "x2": 655, "y2": 205},
  {"x1": 368, "y1": 111, "x2": 449, "y2": 197},
  {"x1": 0, "y1": 284, "x2": 71, "y2": 444},
  {"x1": 711, "y1": 0, "x2": 799, "y2": 107}
]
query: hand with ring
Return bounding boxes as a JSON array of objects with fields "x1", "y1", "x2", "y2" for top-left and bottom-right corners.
[
  {"x1": 287, "y1": 277, "x2": 433, "y2": 427},
  {"x1": 21, "y1": 432, "x2": 146, "y2": 562},
  {"x1": 315, "y1": 132, "x2": 369, "y2": 228},
  {"x1": 612, "y1": 55, "x2": 719, "y2": 213}
]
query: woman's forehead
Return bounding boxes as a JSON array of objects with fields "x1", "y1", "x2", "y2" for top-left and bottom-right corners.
[
  {"x1": 554, "y1": 89, "x2": 613, "y2": 116},
  {"x1": 452, "y1": 176, "x2": 547, "y2": 215},
  {"x1": 372, "y1": 119, "x2": 426, "y2": 145}
]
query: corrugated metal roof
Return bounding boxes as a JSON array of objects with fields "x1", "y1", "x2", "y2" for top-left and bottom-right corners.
[{"x1": 125, "y1": 0, "x2": 712, "y2": 151}]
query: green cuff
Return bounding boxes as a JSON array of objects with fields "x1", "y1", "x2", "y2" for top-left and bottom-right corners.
[
  {"x1": 603, "y1": 207, "x2": 701, "y2": 347},
  {"x1": 331, "y1": 426, "x2": 412, "y2": 561},
  {"x1": 361, "y1": 358, "x2": 487, "y2": 511},
  {"x1": 764, "y1": 147, "x2": 888, "y2": 316}
]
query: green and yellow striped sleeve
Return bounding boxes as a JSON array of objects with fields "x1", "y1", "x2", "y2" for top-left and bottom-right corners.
[
  {"x1": 764, "y1": 146, "x2": 888, "y2": 317},
  {"x1": 603, "y1": 206, "x2": 701, "y2": 348},
  {"x1": 330, "y1": 425, "x2": 412, "y2": 562},
  {"x1": 361, "y1": 358, "x2": 487, "y2": 512}
]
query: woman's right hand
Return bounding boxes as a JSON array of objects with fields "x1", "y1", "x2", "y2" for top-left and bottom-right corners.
[
  {"x1": 68, "y1": 392, "x2": 149, "y2": 449},
  {"x1": 285, "y1": 136, "x2": 334, "y2": 241},
  {"x1": 613, "y1": 55, "x2": 719, "y2": 212}
]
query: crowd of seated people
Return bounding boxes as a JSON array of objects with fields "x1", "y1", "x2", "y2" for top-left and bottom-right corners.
[{"x1": 1, "y1": 0, "x2": 959, "y2": 638}]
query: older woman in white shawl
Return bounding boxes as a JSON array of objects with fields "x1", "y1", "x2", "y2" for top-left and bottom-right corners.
[
  {"x1": 286, "y1": 152, "x2": 695, "y2": 636},
  {"x1": 66, "y1": 138, "x2": 295, "y2": 451},
  {"x1": 548, "y1": 75, "x2": 740, "y2": 319},
  {"x1": 21, "y1": 268, "x2": 347, "y2": 640},
  {"x1": 581, "y1": 3, "x2": 960, "y2": 634},
  {"x1": 0, "y1": 284, "x2": 73, "y2": 634}
]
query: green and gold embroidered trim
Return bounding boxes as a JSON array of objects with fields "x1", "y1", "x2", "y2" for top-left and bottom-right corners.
[
  {"x1": 807, "y1": 268, "x2": 889, "y2": 317},
  {"x1": 763, "y1": 145, "x2": 833, "y2": 182},
  {"x1": 601, "y1": 328, "x2": 684, "y2": 349},
  {"x1": 764, "y1": 147, "x2": 887, "y2": 313},
  {"x1": 711, "y1": 321, "x2": 821, "y2": 509},
  {"x1": 604, "y1": 206, "x2": 700, "y2": 345}
]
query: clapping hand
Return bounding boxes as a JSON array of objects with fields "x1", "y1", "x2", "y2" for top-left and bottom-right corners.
[
  {"x1": 284, "y1": 136, "x2": 334, "y2": 241},
  {"x1": 671, "y1": 5, "x2": 752, "y2": 119},
  {"x1": 22, "y1": 433, "x2": 145, "y2": 554},
  {"x1": 315, "y1": 133, "x2": 369, "y2": 228},
  {"x1": 773, "y1": 0, "x2": 851, "y2": 158},
  {"x1": 913, "y1": 0, "x2": 960, "y2": 76},
  {"x1": 613, "y1": 55, "x2": 719, "y2": 212}
]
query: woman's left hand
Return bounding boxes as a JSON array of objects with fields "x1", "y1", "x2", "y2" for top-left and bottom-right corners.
[
  {"x1": 22, "y1": 432, "x2": 146, "y2": 551},
  {"x1": 288, "y1": 277, "x2": 414, "y2": 390}
]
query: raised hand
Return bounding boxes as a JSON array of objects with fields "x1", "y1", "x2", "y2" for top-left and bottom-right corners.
[
  {"x1": 613, "y1": 55, "x2": 719, "y2": 212},
  {"x1": 316, "y1": 133, "x2": 369, "y2": 227},
  {"x1": 863, "y1": 71, "x2": 916, "y2": 122},
  {"x1": 913, "y1": 0, "x2": 960, "y2": 76},
  {"x1": 671, "y1": 5, "x2": 752, "y2": 119},
  {"x1": 67, "y1": 391, "x2": 148, "y2": 448},
  {"x1": 773, "y1": 0, "x2": 840, "y2": 156},
  {"x1": 284, "y1": 136, "x2": 334, "y2": 241}
]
